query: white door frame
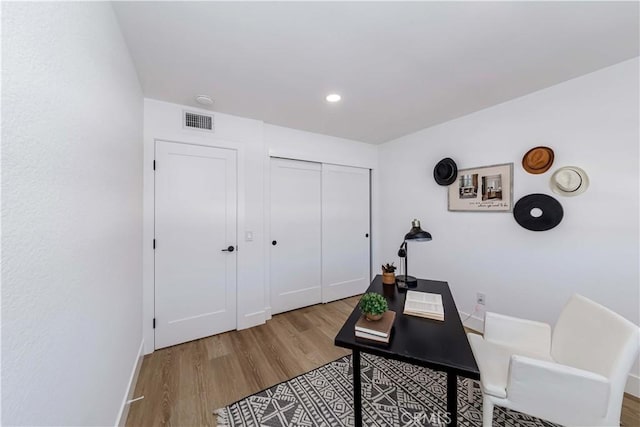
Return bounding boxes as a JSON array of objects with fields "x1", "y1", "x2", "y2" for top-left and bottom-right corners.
[
  {"x1": 143, "y1": 137, "x2": 245, "y2": 355},
  {"x1": 154, "y1": 141, "x2": 238, "y2": 349},
  {"x1": 263, "y1": 154, "x2": 373, "y2": 320}
]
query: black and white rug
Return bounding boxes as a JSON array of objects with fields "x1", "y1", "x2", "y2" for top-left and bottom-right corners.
[{"x1": 215, "y1": 353, "x2": 557, "y2": 426}]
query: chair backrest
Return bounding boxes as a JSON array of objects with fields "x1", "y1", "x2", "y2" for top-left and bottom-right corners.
[{"x1": 552, "y1": 293, "x2": 639, "y2": 381}]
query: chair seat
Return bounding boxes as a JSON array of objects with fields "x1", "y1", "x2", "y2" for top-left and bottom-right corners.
[
  {"x1": 468, "y1": 296, "x2": 640, "y2": 427},
  {"x1": 467, "y1": 333, "x2": 553, "y2": 398}
]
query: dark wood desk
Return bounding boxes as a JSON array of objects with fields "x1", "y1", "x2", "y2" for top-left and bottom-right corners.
[{"x1": 334, "y1": 276, "x2": 479, "y2": 427}]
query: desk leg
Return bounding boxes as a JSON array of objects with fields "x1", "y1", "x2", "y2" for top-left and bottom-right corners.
[
  {"x1": 447, "y1": 372, "x2": 457, "y2": 427},
  {"x1": 352, "y1": 350, "x2": 362, "y2": 427}
]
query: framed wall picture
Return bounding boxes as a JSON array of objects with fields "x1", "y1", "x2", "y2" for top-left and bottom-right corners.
[{"x1": 448, "y1": 163, "x2": 514, "y2": 212}]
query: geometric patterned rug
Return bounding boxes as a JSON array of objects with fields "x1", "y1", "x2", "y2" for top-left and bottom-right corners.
[{"x1": 215, "y1": 353, "x2": 559, "y2": 426}]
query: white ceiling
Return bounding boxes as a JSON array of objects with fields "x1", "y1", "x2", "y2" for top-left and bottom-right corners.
[{"x1": 113, "y1": 2, "x2": 639, "y2": 144}]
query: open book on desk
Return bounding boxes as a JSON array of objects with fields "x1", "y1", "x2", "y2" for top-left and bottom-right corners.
[{"x1": 403, "y1": 290, "x2": 444, "y2": 321}]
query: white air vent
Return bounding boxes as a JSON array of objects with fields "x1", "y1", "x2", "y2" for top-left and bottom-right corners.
[{"x1": 183, "y1": 111, "x2": 214, "y2": 132}]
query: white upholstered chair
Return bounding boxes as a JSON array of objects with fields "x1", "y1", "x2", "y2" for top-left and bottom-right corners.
[{"x1": 467, "y1": 294, "x2": 639, "y2": 426}]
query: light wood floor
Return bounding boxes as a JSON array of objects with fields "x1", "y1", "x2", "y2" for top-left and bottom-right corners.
[
  {"x1": 126, "y1": 296, "x2": 359, "y2": 426},
  {"x1": 126, "y1": 296, "x2": 640, "y2": 426}
]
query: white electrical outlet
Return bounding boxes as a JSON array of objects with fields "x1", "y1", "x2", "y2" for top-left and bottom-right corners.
[{"x1": 477, "y1": 292, "x2": 486, "y2": 305}]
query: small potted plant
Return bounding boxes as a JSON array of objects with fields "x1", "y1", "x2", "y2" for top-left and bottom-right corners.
[
  {"x1": 381, "y1": 263, "x2": 397, "y2": 285},
  {"x1": 359, "y1": 292, "x2": 388, "y2": 321}
]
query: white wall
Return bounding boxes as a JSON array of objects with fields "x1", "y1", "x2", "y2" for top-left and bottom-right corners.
[
  {"x1": 265, "y1": 124, "x2": 378, "y2": 169},
  {"x1": 2, "y1": 3, "x2": 144, "y2": 426},
  {"x1": 142, "y1": 103, "x2": 378, "y2": 353},
  {"x1": 143, "y1": 99, "x2": 265, "y2": 353},
  {"x1": 378, "y1": 58, "x2": 640, "y2": 395}
]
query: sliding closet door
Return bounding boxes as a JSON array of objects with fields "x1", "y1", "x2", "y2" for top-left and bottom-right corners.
[
  {"x1": 270, "y1": 158, "x2": 322, "y2": 314},
  {"x1": 322, "y1": 164, "x2": 370, "y2": 303}
]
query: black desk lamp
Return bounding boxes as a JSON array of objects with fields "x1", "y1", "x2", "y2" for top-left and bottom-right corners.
[{"x1": 396, "y1": 219, "x2": 432, "y2": 288}]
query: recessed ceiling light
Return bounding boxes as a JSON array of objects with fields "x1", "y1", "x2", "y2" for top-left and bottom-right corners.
[
  {"x1": 195, "y1": 95, "x2": 214, "y2": 106},
  {"x1": 326, "y1": 93, "x2": 341, "y2": 103}
]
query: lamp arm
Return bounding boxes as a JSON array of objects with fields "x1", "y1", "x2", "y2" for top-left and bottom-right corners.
[
  {"x1": 397, "y1": 241, "x2": 407, "y2": 256},
  {"x1": 397, "y1": 241, "x2": 408, "y2": 279},
  {"x1": 405, "y1": 242, "x2": 408, "y2": 280}
]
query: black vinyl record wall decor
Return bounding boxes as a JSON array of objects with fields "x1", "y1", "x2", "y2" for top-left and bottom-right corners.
[{"x1": 513, "y1": 194, "x2": 563, "y2": 231}]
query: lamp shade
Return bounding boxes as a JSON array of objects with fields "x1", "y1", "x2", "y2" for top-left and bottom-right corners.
[{"x1": 404, "y1": 219, "x2": 432, "y2": 241}]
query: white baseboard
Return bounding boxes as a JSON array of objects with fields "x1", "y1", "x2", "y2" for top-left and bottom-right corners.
[
  {"x1": 265, "y1": 306, "x2": 272, "y2": 321},
  {"x1": 115, "y1": 340, "x2": 145, "y2": 427},
  {"x1": 459, "y1": 310, "x2": 485, "y2": 333},
  {"x1": 625, "y1": 373, "x2": 640, "y2": 398},
  {"x1": 237, "y1": 310, "x2": 266, "y2": 330}
]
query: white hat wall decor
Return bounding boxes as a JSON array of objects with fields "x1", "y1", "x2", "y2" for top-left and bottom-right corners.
[{"x1": 550, "y1": 166, "x2": 589, "y2": 197}]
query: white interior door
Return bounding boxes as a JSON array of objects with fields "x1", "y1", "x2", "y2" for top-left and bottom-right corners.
[
  {"x1": 322, "y1": 164, "x2": 370, "y2": 303},
  {"x1": 154, "y1": 141, "x2": 237, "y2": 349},
  {"x1": 270, "y1": 158, "x2": 322, "y2": 314}
]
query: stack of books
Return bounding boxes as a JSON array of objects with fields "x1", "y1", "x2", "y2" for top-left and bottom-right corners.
[
  {"x1": 354, "y1": 311, "x2": 396, "y2": 344},
  {"x1": 403, "y1": 290, "x2": 445, "y2": 321}
]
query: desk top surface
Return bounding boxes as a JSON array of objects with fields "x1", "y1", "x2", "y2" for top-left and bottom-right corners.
[{"x1": 334, "y1": 276, "x2": 480, "y2": 378}]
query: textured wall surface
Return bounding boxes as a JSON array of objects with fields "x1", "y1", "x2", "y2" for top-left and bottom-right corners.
[
  {"x1": 378, "y1": 58, "x2": 639, "y2": 394},
  {"x1": 2, "y1": 3, "x2": 143, "y2": 425}
]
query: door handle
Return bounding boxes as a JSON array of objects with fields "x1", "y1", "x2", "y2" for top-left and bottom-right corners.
[
  {"x1": 365, "y1": 233, "x2": 369, "y2": 238},
  {"x1": 221, "y1": 246, "x2": 235, "y2": 252},
  {"x1": 272, "y1": 240, "x2": 277, "y2": 246}
]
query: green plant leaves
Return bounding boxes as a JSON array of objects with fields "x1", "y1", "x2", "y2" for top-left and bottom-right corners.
[{"x1": 359, "y1": 292, "x2": 388, "y2": 316}]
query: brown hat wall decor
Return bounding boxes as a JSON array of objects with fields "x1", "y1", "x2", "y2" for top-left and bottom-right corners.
[{"x1": 522, "y1": 146, "x2": 554, "y2": 174}]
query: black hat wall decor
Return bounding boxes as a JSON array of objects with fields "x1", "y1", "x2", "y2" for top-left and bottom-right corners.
[
  {"x1": 513, "y1": 193, "x2": 564, "y2": 231},
  {"x1": 522, "y1": 146, "x2": 554, "y2": 174},
  {"x1": 433, "y1": 158, "x2": 458, "y2": 186}
]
